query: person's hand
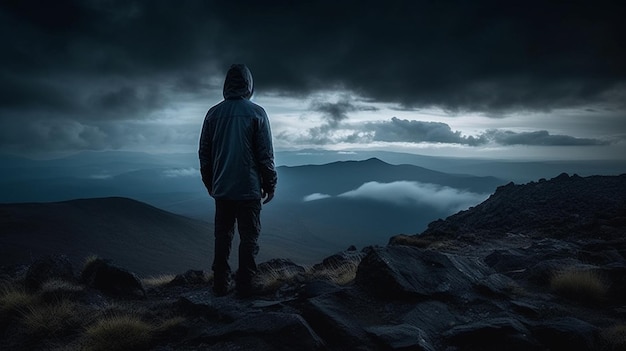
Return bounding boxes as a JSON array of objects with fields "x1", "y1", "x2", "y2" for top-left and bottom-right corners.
[{"x1": 262, "y1": 190, "x2": 274, "y2": 204}]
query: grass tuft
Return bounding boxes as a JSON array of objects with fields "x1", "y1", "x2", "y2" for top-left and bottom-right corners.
[
  {"x1": 550, "y1": 269, "x2": 608, "y2": 303},
  {"x1": 21, "y1": 299, "x2": 82, "y2": 337},
  {"x1": 312, "y1": 260, "x2": 361, "y2": 286},
  {"x1": 84, "y1": 315, "x2": 152, "y2": 351},
  {"x1": 254, "y1": 266, "x2": 303, "y2": 292},
  {"x1": 601, "y1": 325, "x2": 626, "y2": 351},
  {"x1": 0, "y1": 284, "x2": 38, "y2": 316}
]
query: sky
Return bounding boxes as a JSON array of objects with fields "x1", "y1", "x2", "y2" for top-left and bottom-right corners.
[{"x1": 1, "y1": 0, "x2": 625, "y2": 160}]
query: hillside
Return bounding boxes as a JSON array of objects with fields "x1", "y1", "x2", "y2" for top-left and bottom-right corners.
[
  {"x1": 413, "y1": 173, "x2": 626, "y2": 242},
  {"x1": 0, "y1": 197, "x2": 213, "y2": 276},
  {"x1": 1, "y1": 173, "x2": 626, "y2": 350}
]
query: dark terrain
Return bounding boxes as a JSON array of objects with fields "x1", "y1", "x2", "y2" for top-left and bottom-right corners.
[{"x1": 1, "y1": 173, "x2": 626, "y2": 350}]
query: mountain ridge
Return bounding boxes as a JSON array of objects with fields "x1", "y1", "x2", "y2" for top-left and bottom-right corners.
[{"x1": 0, "y1": 197, "x2": 213, "y2": 276}]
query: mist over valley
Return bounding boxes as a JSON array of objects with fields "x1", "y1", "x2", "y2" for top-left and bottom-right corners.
[{"x1": 2, "y1": 150, "x2": 625, "y2": 271}]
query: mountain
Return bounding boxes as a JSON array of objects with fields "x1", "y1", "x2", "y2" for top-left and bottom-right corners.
[
  {"x1": 2, "y1": 173, "x2": 625, "y2": 350},
  {"x1": 277, "y1": 157, "x2": 500, "y2": 199},
  {"x1": 0, "y1": 155, "x2": 506, "y2": 263},
  {"x1": 0, "y1": 197, "x2": 213, "y2": 276},
  {"x1": 274, "y1": 149, "x2": 626, "y2": 183}
]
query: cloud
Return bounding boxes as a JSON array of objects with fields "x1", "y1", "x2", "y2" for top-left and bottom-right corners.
[
  {"x1": 338, "y1": 181, "x2": 488, "y2": 212},
  {"x1": 482, "y1": 129, "x2": 611, "y2": 146},
  {"x1": 163, "y1": 167, "x2": 199, "y2": 178},
  {"x1": 303, "y1": 193, "x2": 332, "y2": 202},
  {"x1": 311, "y1": 97, "x2": 378, "y2": 128},
  {"x1": 364, "y1": 117, "x2": 486, "y2": 145},
  {"x1": 281, "y1": 116, "x2": 609, "y2": 147},
  {"x1": 1, "y1": 1, "x2": 624, "y2": 154},
  {"x1": 0, "y1": 118, "x2": 199, "y2": 154},
  {"x1": 3, "y1": 1, "x2": 623, "y2": 117}
]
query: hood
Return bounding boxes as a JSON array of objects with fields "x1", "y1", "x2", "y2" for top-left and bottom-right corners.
[{"x1": 223, "y1": 64, "x2": 254, "y2": 100}]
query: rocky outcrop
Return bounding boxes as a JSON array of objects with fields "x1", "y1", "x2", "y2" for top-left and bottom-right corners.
[{"x1": 410, "y1": 173, "x2": 626, "y2": 242}]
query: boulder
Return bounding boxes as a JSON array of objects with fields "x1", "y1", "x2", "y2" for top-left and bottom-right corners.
[
  {"x1": 303, "y1": 290, "x2": 374, "y2": 350},
  {"x1": 355, "y1": 246, "x2": 490, "y2": 300},
  {"x1": 80, "y1": 258, "x2": 145, "y2": 299}
]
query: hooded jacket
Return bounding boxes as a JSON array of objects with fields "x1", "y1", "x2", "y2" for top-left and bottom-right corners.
[{"x1": 198, "y1": 64, "x2": 277, "y2": 200}]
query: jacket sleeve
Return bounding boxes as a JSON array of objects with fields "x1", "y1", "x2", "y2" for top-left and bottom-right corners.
[
  {"x1": 198, "y1": 117, "x2": 213, "y2": 194},
  {"x1": 254, "y1": 112, "x2": 277, "y2": 194}
]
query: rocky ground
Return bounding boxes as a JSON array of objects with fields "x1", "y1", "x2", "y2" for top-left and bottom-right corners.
[{"x1": 1, "y1": 173, "x2": 625, "y2": 350}]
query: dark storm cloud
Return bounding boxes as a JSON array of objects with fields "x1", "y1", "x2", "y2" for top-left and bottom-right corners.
[
  {"x1": 364, "y1": 117, "x2": 486, "y2": 146},
  {"x1": 311, "y1": 98, "x2": 378, "y2": 128},
  {"x1": 2, "y1": 1, "x2": 625, "y2": 113},
  {"x1": 289, "y1": 117, "x2": 610, "y2": 146},
  {"x1": 1, "y1": 1, "x2": 625, "y2": 153},
  {"x1": 482, "y1": 129, "x2": 610, "y2": 146}
]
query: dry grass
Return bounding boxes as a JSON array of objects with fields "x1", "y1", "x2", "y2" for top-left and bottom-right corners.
[
  {"x1": 21, "y1": 299, "x2": 82, "y2": 337},
  {"x1": 601, "y1": 325, "x2": 626, "y2": 351},
  {"x1": 84, "y1": 315, "x2": 153, "y2": 351},
  {"x1": 312, "y1": 261, "x2": 361, "y2": 286},
  {"x1": 255, "y1": 266, "x2": 303, "y2": 292},
  {"x1": 550, "y1": 269, "x2": 608, "y2": 303},
  {"x1": 0, "y1": 285, "x2": 38, "y2": 315},
  {"x1": 254, "y1": 253, "x2": 364, "y2": 291},
  {"x1": 82, "y1": 255, "x2": 100, "y2": 269},
  {"x1": 142, "y1": 274, "x2": 176, "y2": 288}
]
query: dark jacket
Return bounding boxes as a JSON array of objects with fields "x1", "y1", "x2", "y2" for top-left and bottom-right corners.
[{"x1": 198, "y1": 64, "x2": 277, "y2": 200}]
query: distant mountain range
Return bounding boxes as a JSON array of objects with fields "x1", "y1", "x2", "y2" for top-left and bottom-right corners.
[{"x1": 2, "y1": 150, "x2": 625, "y2": 269}]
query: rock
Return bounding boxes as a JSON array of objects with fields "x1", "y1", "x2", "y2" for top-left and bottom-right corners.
[
  {"x1": 194, "y1": 312, "x2": 324, "y2": 351},
  {"x1": 302, "y1": 280, "x2": 342, "y2": 298},
  {"x1": 474, "y1": 273, "x2": 519, "y2": 297},
  {"x1": 355, "y1": 246, "x2": 490, "y2": 300},
  {"x1": 167, "y1": 270, "x2": 208, "y2": 287},
  {"x1": 303, "y1": 290, "x2": 374, "y2": 350},
  {"x1": 257, "y1": 258, "x2": 306, "y2": 275},
  {"x1": 366, "y1": 324, "x2": 434, "y2": 351},
  {"x1": 401, "y1": 300, "x2": 458, "y2": 336},
  {"x1": 24, "y1": 255, "x2": 75, "y2": 291},
  {"x1": 80, "y1": 258, "x2": 146, "y2": 299},
  {"x1": 176, "y1": 289, "x2": 247, "y2": 322},
  {"x1": 444, "y1": 317, "x2": 542, "y2": 350},
  {"x1": 530, "y1": 317, "x2": 599, "y2": 351},
  {"x1": 484, "y1": 249, "x2": 531, "y2": 274}
]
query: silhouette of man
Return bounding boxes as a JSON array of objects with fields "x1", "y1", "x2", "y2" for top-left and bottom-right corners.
[{"x1": 199, "y1": 64, "x2": 277, "y2": 297}]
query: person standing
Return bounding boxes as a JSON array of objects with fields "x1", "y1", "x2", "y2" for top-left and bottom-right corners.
[{"x1": 198, "y1": 64, "x2": 277, "y2": 297}]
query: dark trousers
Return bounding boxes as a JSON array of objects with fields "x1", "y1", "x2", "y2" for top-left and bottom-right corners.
[{"x1": 212, "y1": 199, "x2": 261, "y2": 288}]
